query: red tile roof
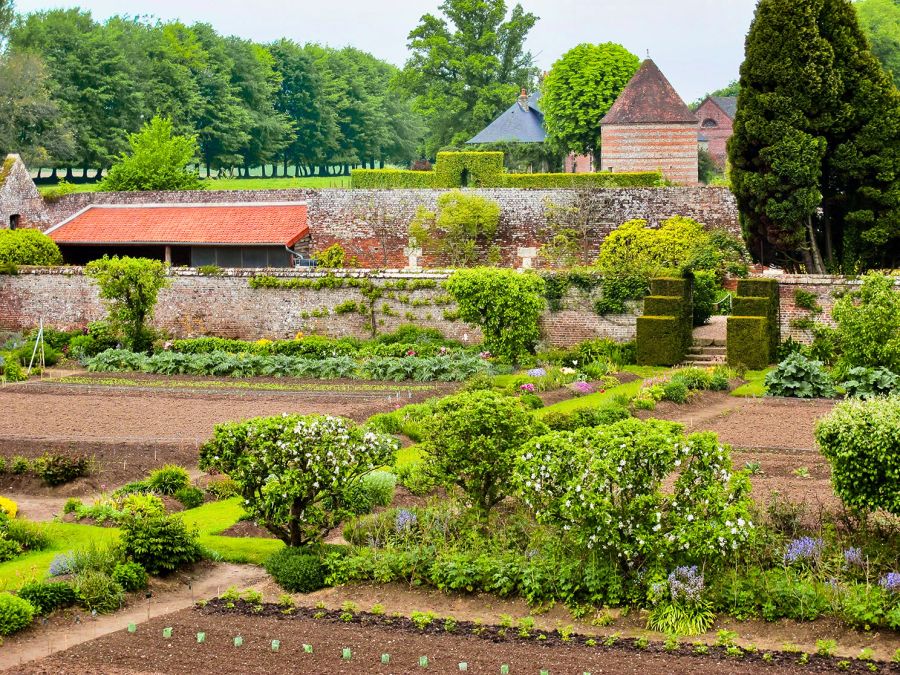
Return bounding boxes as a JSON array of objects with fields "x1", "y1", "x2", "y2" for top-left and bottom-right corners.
[
  {"x1": 47, "y1": 203, "x2": 308, "y2": 247},
  {"x1": 601, "y1": 59, "x2": 698, "y2": 126}
]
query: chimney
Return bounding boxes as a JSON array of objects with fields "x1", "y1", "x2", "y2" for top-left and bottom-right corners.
[{"x1": 518, "y1": 88, "x2": 529, "y2": 112}]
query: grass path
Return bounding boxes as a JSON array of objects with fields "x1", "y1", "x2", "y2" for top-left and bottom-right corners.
[{"x1": 535, "y1": 366, "x2": 667, "y2": 416}]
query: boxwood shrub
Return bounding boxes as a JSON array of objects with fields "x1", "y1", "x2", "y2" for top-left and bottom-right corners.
[
  {"x1": 264, "y1": 547, "x2": 327, "y2": 593},
  {"x1": 16, "y1": 580, "x2": 79, "y2": 615},
  {"x1": 0, "y1": 592, "x2": 34, "y2": 635}
]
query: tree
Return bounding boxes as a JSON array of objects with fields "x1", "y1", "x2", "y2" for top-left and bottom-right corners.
[
  {"x1": 84, "y1": 256, "x2": 170, "y2": 352},
  {"x1": 0, "y1": 0, "x2": 13, "y2": 42},
  {"x1": 422, "y1": 390, "x2": 547, "y2": 520},
  {"x1": 100, "y1": 116, "x2": 202, "y2": 191},
  {"x1": 691, "y1": 80, "x2": 740, "y2": 108},
  {"x1": 541, "y1": 43, "x2": 640, "y2": 160},
  {"x1": 728, "y1": 0, "x2": 900, "y2": 272},
  {"x1": 398, "y1": 0, "x2": 538, "y2": 155},
  {"x1": 855, "y1": 0, "x2": 900, "y2": 89},
  {"x1": 199, "y1": 415, "x2": 398, "y2": 547}
]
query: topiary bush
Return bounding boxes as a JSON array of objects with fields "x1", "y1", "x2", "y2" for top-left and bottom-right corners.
[
  {"x1": 119, "y1": 514, "x2": 201, "y2": 575},
  {"x1": 146, "y1": 465, "x2": 190, "y2": 495},
  {"x1": 0, "y1": 229, "x2": 62, "y2": 266},
  {"x1": 111, "y1": 561, "x2": 149, "y2": 592},
  {"x1": 765, "y1": 353, "x2": 836, "y2": 398},
  {"x1": 264, "y1": 547, "x2": 327, "y2": 593},
  {"x1": 16, "y1": 581, "x2": 79, "y2": 615},
  {"x1": 816, "y1": 396, "x2": 900, "y2": 516},
  {"x1": 0, "y1": 592, "x2": 35, "y2": 635}
]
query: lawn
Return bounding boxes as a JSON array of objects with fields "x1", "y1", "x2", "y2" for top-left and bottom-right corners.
[
  {"x1": 535, "y1": 366, "x2": 667, "y2": 416},
  {"x1": 730, "y1": 368, "x2": 772, "y2": 397},
  {"x1": 0, "y1": 499, "x2": 279, "y2": 589},
  {"x1": 37, "y1": 175, "x2": 350, "y2": 195}
]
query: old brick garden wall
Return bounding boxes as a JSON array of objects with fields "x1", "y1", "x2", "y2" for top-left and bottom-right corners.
[
  {"x1": 41, "y1": 187, "x2": 739, "y2": 269},
  {"x1": 0, "y1": 267, "x2": 640, "y2": 347}
]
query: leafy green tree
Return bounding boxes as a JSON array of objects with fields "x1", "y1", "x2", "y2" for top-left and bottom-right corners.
[
  {"x1": 0, "y1": 0, "x2": 13, "y2": 42},
  {"x1": 100, "y1": 116, "x2": 202, "y2": 191},
  {"x1": 200, "y1": 415, "x2": 398, "y2": 546},
  {"x1": 691, "y1": 80, "x2": 740, "y2": 108},
  {"x1": 729, "y1": 0, "x2": 900, "y2": 272},
  {"x1": 422, "y1": 390, "x2": 547, "y2": 520},
  {"x1": 831, "y1": 272, "x2": 900, "y2": 372},
  {"x1": 855, "y1": 0, "x2": 900, "y2": 89},
  {"x1": 541, "y1": 43, "x2": 640, "y2": 160},
  {"x1": 84, "y1": 256, "x2": 170, "y2": 352},
  {"x1": 399, "y1": 0, "x2": 538, "y2": 155},
  {"x1": 410, "y1": 190, "x2": 501, "y2": 266}
]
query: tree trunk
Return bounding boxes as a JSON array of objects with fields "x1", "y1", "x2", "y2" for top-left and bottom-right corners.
[
  {"x1": 824, "y1": 214, "x2": 834, "y2": 266},
  {"x1": 805, "y1": 215, "x2": 826, "y2": 274}
]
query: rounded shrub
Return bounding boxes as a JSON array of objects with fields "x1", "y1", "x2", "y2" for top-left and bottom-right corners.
[
  {"x1": 264, "y1": 547, "x2": 327, "y2": 593},
  {"x1": 111, "y1": 561, "x2": 149, "y2": 592},
  {"x1": 0, "y1": 592, "x2": 35, "y2": 635},
  {"x1": 119, "y1": 513, "x2": 201, "y2": 575},
  {"x1": 519, "y1": 393, "x2": 544, "y2": 410},
  {"x1": 815, "y1": 396, "x2": 900, "y2": 515},
  {"x1": 147, "y1": 465, "x2": 190, "y2": 495},
  {"x1": 74, "y1": 570, "x2": 125, "y2": 614},
  {"x1": 16, "y1": 581, "x2": 78, "y2": 615},
  {"x1": 174, "y1": 486, "x2": 204, "y2": 510},
  {"x1": 0, "y1": 229, "x2": 62, "y2": 266}
]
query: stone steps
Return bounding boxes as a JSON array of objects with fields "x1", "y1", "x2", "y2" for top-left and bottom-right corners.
[{"x1": 682, "y1": 337, "x2": 727, "y2": 366}]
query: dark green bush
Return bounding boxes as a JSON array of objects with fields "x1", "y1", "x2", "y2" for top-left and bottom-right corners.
[
  {"x1": 765, "y1": 353, "x2": 835, "y2": 398},
  {"x1": 74, "y1": 570, "x2": 125, "y2": 614},
  {"x1": 341, "y1": 471, "x2": 397, "y2": 515},
  {"x1": 636, "y1": 316, "x2": 683, "y2": 366},
  {"x1": 692, "y1": 270, "x2": 719, "y2": 326},
  {"x1": 0, "y1": 592, "x2": 35, "y2": 635},
  {"x1": 16, "y1": 581, "x2": 79, "y2": 615},
  {"x1": 174, "y1": 486, "x2": 204, "y2": 510},
  {"x1": 661, "y1": 379, "x2": 690, "y2": 403},
  {"x1": 111, "y1": 561, "x2": 149, "y2": 591},
  {"x1": 146, "y1": 465, "x2": 190, "y2": 495},
  {"x1": 119, "y1": 514, "x2": 201, "y2": 575},
  {"x1": 31, "y1": 454, "x2": 89, "y2": 486},
  {"x1": 264, "y1": 547, "x2": 327, "y2": 593},
  {"x1": 727, "y1": 316, "x2": 770, "y2": 370},
  {"x1": 352, "y1": 168, "x2": 435, "y2": 188}
]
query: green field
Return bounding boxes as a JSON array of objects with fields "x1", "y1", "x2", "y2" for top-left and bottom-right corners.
[{"x1": 37, "y1": 175, "x2": 350, "y2": 195}]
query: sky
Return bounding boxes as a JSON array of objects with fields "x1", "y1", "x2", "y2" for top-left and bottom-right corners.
[{"x1": 14, "y1": 0, "x2": 760, "y2": 102}]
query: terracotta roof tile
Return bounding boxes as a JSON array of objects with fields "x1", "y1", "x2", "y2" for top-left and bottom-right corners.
[
  {"x1": 601, "y1": 59, "x2": 698, "y2": 125},
  {"x1": 48, "y1": 204, "x2": 308, "y2": 247}
]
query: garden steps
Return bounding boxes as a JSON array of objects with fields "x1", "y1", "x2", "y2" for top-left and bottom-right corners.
[{"x1": 682, "y1": 339, "x2": 727, "y2": 366}]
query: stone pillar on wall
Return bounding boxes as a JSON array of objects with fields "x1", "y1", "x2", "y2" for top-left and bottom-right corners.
[
  {"x1": 403, "y1": 246, "x2": 423, "y2": 271},
  {"x1": 518, "y1": 247, "x2": 538, "y2": 269}
]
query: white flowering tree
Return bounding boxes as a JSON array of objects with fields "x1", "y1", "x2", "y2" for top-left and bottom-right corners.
[
  {"x1": 200, "y1": 415, "x2": 398, "y2": 546},
  {"x1": 513, "y1": 418, "x2": 754, "y2": 575}
]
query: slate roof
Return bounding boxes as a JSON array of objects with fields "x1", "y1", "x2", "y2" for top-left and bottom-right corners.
[
  {"x1": 467, "y1": 92, "x2": 546, "y2": 144},
  {"x1": 600, "y1": 60, "x2": 698, "y2": 126},
  {"x1": 710, "y1": 96, "x2": 738, "y2": 119},
  {"x1": 46, "y1": 203, "x2": 309, "y2": 246}
]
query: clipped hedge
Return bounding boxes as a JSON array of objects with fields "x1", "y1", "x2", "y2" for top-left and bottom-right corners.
[
  {"x1": 433, "y1": 151, "x2": 505, "y2": 188},
  {"x1": 643, "y1": 295, "x2": 683, "y2": 318},
  {"x1": 636, "y1": 316, "x2": 683, "y2": 366},
  {"x1": 732, "y1": 297, "x2": 769, "y2": 317},
  {"x1": 736, "y1": 278, "x2": 780, "y2": 357},
  {"x1": 502, "y1": 171, "x2": 662, "y2": 188},
  {"x1": 727, "y1": 316, "x2": 769, "y2": 370},
  {"x1": 351, "y1": 169, "x2": 435, "y2": 189},
  {"x1": 0, "y1": 229, "x2": 63, "y2": 266}
]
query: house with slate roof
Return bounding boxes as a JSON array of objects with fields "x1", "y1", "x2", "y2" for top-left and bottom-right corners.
[
  {"x1": 696, "y1": 96, "x2": 738, "y2": 168},
  {"x1": 600, "y1": 59, "x2": 699, "y2": 185}
]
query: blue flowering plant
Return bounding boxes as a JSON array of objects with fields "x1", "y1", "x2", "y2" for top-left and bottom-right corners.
[
  {"x1": 513, "y1": 419, "x2": 755, "y2": 587},
  {"x1": 200, "y1": 414, "x2": 398, "y2": 547},
  {"x1": 647, "y1": 566, "x2": 716, "y2": 635}
]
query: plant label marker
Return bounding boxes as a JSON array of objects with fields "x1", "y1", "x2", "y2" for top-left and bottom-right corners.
[
  {"x1": 127, "y1": 623, "x2": 136, "y2": 633},
  {"x1": 162, "y1": 627, "x2": 172, "y2": 639},
  {"x1": 459, "y1": 662, "x2": 468, "y2": 671},
  {"x1": 303, "y1": 644, "x2": 313, "y2": 654},
  {"x1": 419, "y1": 655, "x2": 429, "y2": 668},
  {"x1": 271, "y1": 640, "x2": 280, "y2": 652},
  {"x1": 233, "y1": 636, "x2": 243, "y2": 647},
  {"x1": 342, "y1": 647, "x2": 352, "y2": 660},
  {"x1": 381, "y1": 654, "x2": 390, "y2": 664},
  {"x1": 196, "y1": 632, "x2": 206, "y2": 644},
  {"x1": 500, "y1": 665, "x2": 509, "y2": 675},
  {"x1": 541, "y1": 670, "x2": 550, "y2": 675}
]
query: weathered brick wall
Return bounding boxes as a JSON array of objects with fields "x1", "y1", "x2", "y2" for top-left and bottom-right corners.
[
  {"x1": 726, "y1": 274, "x2": 900, "y2": 344},
  {"x1": 696, "y1": 99, "x2": 734, "y2": 168},
  {"x1": 0, "y1": 267, "x2": 641, "y2": 347},
  {"x1": 0, "y1": 155, "x2": 51, "y2": 230},
  {"x1": 41, "y1": 187, "x2": 738, "y2": 268},
  {"x1": 600, "y1": 123, "x2": 699, "y2": 185}
]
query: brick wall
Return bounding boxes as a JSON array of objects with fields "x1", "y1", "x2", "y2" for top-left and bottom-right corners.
[
  {"x1": 600, "y1": 123, "x2": 699, "y2": 185},
  {"x1": 696, "y1": 99, "x2": 734, "y2": 169},
  {"x1": 41, "y1": 187, "x2": 738, "y2": 269},
  {"x1": 0, "y1": 155, "x2": 50, "y2": 230},
  {"x1": 0, "y1": 267, "x2": 641, "y2": 347}
]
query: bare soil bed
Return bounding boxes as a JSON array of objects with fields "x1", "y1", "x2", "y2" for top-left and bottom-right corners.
[
  {"x1": 14, "y1": 603, "x2": 892, "y2": 675},
  {"x1": 635, "y1": 392, "x2": 838, "y2": 509}
]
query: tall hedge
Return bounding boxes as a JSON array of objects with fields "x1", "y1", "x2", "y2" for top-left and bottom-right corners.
[
  {"x1": 636, "y1": 277, "x2": 693, "y2": 366},
  {"x1": 501, "y1": 171, "x2": 662, "y2": 188},
  {"x1": 727, "y1": 278, "x2": 780, "y2": 368},
  {"x1": 352, "y1": 169, "x2": 435, "y2": 189},
  {"x1": 433, "y1": 152, "x2": 505, "y2": 188}
]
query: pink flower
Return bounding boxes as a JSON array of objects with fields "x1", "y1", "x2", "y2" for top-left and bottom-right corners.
[
  {"x1": 480, "y1": 351, "x2": 492, "y2": 359},
  {"x1": 406, "y1": 349, "x2": 417, "y2": 357},
  {"x1": 572, "y1": 381, "x2": 595, "y2": 396},
  {"x1": 520, "y1": 383, "x2": 536, "y2": 393}
]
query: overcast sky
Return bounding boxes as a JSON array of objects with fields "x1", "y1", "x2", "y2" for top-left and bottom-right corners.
[{"x1": 14, "y1": 0, "x2": 759, "y2": 102}]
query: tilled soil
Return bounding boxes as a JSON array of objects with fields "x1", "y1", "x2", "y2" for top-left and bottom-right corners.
[{"x1": 14, "y1": 603, "x2": 891, "y2": 675}]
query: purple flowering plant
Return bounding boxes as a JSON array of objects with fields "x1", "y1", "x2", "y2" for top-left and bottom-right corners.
[
  {"x1": 783, "y1": 536, "x2": 824, "y2": 565},
  {"x1": 519, "y1": 383, "x2": 536, "y2": 393},
  {"x1": 527, "y1": 368, "x2": 547, "y2": 378}
]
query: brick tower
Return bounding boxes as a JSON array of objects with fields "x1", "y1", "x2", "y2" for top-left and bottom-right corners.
[{"x1": 600, "y1": 60, "x2": 699, "y2": 185}]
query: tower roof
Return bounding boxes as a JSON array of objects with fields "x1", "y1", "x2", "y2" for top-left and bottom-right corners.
[{"x1": 601, "y1": 59, "x2": 698, "y2": 125}]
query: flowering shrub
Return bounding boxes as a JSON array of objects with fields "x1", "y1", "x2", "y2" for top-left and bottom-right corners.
[
  {"x1": 514, "y1": 419, "x2": 754, "y2": 578},
  {"x1": 200, "y1": 415, "x2": 398, "y2": 546},
  {"x1": 571, "y1": 381, "x2": 594, "y2": 396},
  {"x1": 422, "y1": 391, "x2": 548, "y2": 519},
  {"x1": 0, "y1": 496, "x2": 17, "y2": 519}
]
